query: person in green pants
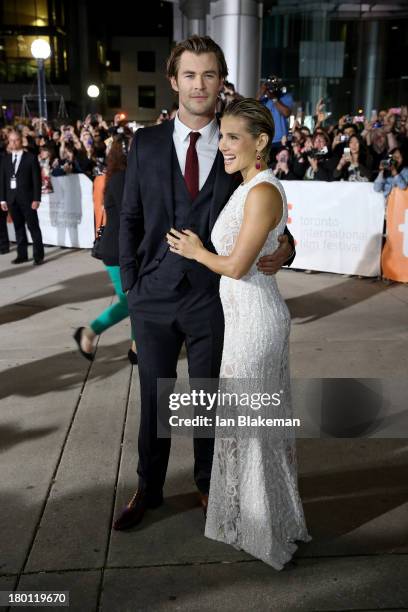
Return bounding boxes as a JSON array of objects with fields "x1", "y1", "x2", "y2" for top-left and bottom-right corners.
[{"x1": 73, "y1": 133, "x2": 137, "y2": 364}]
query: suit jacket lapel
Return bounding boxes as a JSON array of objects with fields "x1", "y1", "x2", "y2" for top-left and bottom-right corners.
[
  {"x1": 157, "y1": 119, "x2": 239, "y2": 230},
  {"x1": 7, "y1": 153, "x2": 13, "y2": 175},
  {"x1": 16, "y1": 151, "x2": 25, "y2": 176},
  {"x1": 158, "y1": 119, "x2": 175, "y2": 226}
]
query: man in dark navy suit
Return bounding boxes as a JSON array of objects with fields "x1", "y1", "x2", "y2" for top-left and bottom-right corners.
[
  {"x1": 115, "y1": 36, "x2": 296, "y2": 530},
  {"x1": 0, "y1": 206, "x2": 9, "y2": 254},
  {"x1": 0, "y1": 131, "x2": 44, "y2": 265}
]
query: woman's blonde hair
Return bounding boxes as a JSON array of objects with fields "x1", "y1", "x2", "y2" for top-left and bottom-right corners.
[{"x1": 222, "y1": 98, "x2": 275, "y2": 163}]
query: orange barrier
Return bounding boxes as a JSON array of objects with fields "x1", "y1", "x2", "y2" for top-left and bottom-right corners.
[
  {"x1": 93, "y1": 174, "x2": 106, "y2": 236},
  {"x1": 381, "y1": 188, "x2": 408, "y2": 282}
]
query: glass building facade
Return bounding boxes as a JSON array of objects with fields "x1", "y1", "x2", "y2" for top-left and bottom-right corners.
[{"x1": 0, "y1": 0, "x2": 68, "y2": 84}]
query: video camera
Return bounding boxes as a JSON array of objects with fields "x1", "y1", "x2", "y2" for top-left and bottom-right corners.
[
  {"x1": 307, "y1": 146, "x2": 329, "y2": 159},
  {"x1": 262, "y1": 75, "x2": 287, "y2": 100},
  {"x1": 380, "y1": 156, "x2": 398, "y2": 172}
]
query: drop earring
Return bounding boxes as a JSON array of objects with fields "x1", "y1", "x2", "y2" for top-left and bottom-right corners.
[{"x1": 255, "y1": 152, "x2": 261, "y2": 170}]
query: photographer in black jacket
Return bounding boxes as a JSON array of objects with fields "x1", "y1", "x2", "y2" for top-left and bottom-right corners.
[
  {"x1": 304, "y1": 132, "x2": 336, "y2": 181},
  {"x1": 272, "y1": 147, "x2": 298, "y2": 180}
]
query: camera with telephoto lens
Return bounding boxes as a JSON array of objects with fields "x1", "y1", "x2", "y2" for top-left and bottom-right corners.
[
  {"x1": 308, "y1": 146, "x2": 328, "y2": 159},
  {"x1": 380, "y1": 156, "x2": 398, "y2": 172},
  {"x1": 262, "y1": 75, "x2": 287, "y2": 100}
]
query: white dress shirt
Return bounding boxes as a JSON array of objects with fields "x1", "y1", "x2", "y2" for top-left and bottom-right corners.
[
  {"x1": 11, "y1": 150, "x2": 24, "y2": 175},
  {"x1": 173, "y1": 113, "x2": 219, "y2": 190}
]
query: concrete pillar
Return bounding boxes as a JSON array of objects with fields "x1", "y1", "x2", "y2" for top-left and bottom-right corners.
[
  {"x1": 209, "y1": 0, "x2": 263, "y2": 97},
  {"x1": 179, "y1": 0, "x2": 210, "y2": 37},
  {"x1": 172, "y1": 2, "x2": 186, "y2": 42}
]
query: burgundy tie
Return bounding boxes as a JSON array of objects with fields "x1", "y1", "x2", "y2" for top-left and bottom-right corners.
[{"x1": 184, "y1": 131, "x2": 200, "y2": 200}]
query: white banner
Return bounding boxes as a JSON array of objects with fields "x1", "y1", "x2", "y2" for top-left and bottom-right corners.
[
  {"x1": 7, "y1": 174, "x2": 94, "y2": 248},
  {"x1": 284, "y1": 182, "x2": 385, "y2": 276},
  {"x1": 7, "y1": 177, "x2": 385, "y2": 275}
]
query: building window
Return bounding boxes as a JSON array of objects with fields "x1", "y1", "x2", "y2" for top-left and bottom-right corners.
[
  {"x1": 2, "y1": 0, "x2": 49, "y2": 26},
  {"x1": 107, "y1": 50, "x2": 120, "y2": 72},
  {"x1": 0, "y1": 34, "x2": 52, "y2": 83},
  {"x1": 107, "y1": 85, "x2": 121, "y2": 108},
  {"x1": 138, "y1": 85, "x2": 156, "y2": 108},
  {"x1": 138, "y1": 51, "x2": 155, "y2": 72},
  {"x1": 0, "y1": 1, "x2": 67, "y2": 84}
]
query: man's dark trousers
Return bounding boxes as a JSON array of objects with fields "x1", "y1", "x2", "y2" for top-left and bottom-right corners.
[
  {"x1": 9, "y1": 199, "x2": 44, "y2": 261},
  {"x1": 128, "y1": 277, "x2": 224, "y2": 499},
  {"x1": 0, "y1": 208, "x2": 9, "y2": 252}
]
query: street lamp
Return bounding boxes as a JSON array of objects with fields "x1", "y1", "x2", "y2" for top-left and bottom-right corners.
[
  {"x1": 87, "y1": 84, "x2": 100, "y2": 114},
  {"x1": 31, "y1": 39, "x2": 51, "y2": 120},
  {"x1": 87, "y1": 84, "x2": 100, "y2": 99}
]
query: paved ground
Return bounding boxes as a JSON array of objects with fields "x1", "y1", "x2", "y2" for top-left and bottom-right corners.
[{"x1": 0, "y1": 246, "x2": 407, "y2": 612}]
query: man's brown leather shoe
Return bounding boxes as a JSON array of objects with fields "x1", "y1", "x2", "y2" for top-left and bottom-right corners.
[
  {"x1": 199, "y1": 492, "x2": 209, "y2": 518},
  {"x1": 113, "y1": 489, "x2": 163, "y2": 531}
]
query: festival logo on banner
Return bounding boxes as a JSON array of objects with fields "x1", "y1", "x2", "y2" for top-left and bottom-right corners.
[
  {"x1": 287, "y1": 203, "x2": 296, "y2": 247},
  {"x1": 381, "y1": 188, "x2": 408, "y2": 282},
  {"x1": 283, "y1": 182, "x2": 385, "y2": 276}
]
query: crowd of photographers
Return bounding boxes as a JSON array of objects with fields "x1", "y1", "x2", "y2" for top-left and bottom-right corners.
[
  {"x1": 0, "y1": 113, "x2": 134, "y2": 195},
  {"x1": 256, "y1": 76, "x2": 408, "y2": 195}
]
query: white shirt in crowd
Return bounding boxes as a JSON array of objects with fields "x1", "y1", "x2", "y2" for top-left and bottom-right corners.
[
  {"x1": 173, "y1": 113, "x2": 219, "y2": 190},
  {"x1": 11, "y1": 150, "x2": 24, "y2": 175}
]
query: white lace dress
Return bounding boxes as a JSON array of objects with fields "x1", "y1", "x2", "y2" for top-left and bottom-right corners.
[{"x1": 205, "y1": 169, "x2": 311, "y2": 569}]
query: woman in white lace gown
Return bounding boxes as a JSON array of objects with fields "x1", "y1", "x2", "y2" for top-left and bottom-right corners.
[{"x1": 166, "y1": 99, "x2": 311, "y2": 570}]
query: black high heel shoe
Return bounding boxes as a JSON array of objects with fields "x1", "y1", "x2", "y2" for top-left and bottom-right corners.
[
  {"x1": 73, "y1": 327, "x2": 94, "y2": 361},
  {"x1": 128, "y1": 349, "x2": 138, "y2": 365}
]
